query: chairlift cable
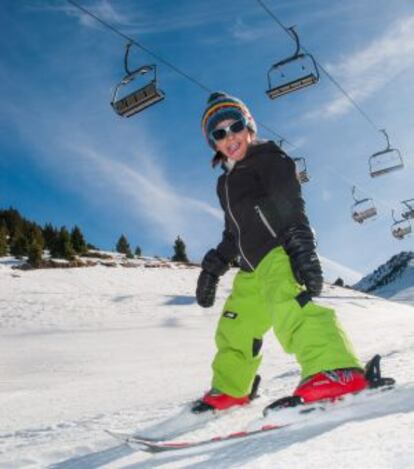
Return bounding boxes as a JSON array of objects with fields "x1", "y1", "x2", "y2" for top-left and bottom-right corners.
[
  {"x1": 256, "y1": 0, "x2": 380, "y2": 133},
  {"x1": 67, "y1": 0, "x2": 403, "y2": 211},
  {"x1": 66, "y1": 0, "x2": 291, "y2": 145},
  {"x1": 67, "y1": 0, "x2": 211, "y2": 93}
]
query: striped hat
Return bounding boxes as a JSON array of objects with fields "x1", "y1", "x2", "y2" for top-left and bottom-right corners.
[{"x1": 201, "y1": 92, "x2": 257, "y2": 149}]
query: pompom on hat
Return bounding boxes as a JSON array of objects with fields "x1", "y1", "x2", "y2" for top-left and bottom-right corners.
[{"x1": 201, "y1": 92, "x2": 257, "y2": 149}]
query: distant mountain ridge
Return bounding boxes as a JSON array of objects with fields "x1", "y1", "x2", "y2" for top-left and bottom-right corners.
[{"x1": 353, "y1": 251, "x2": 414, "y2": 305}]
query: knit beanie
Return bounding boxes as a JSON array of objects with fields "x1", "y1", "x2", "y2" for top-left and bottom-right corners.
[{"x1": 201, "y1": 92, "x2": 257, "y2": 149}]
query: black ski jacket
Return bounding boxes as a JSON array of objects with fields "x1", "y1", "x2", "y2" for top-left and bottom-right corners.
[{"x1": 214, "y1": 140, "x2": 310, "y2": 272}]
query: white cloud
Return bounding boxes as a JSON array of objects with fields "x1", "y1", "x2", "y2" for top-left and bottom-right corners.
[
  {"x1": 307, "y1": 16, "x2": 414, "y2": 119},
  {"x1": 31, "y1": 0, "x2": 133, "y2": 29},
  {"x1": 0, "y1": 73, "x2": 221, "y2": 249}
]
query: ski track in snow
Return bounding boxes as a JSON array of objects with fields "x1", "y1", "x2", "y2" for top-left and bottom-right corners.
[{"x1": 0, "y1": 260, "x2": 413, "y2": 468}]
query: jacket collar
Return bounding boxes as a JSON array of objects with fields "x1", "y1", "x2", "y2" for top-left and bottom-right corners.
[{"x1": 216, "y1": 139, "x2": 278, "y2": 173}]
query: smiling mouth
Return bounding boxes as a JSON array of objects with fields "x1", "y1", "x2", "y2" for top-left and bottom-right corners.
[{"x1": 227, "y1": 142, "x2": 241, "y2": 155}]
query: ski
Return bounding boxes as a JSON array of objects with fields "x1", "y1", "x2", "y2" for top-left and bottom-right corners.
[
  {"x1": 107, "y1": 374, "x2": 262, "y2": 442},
  {"x1": 107, "y1": 356, "x2": 395, "y2": 453},
  {"x1": 107, "y1": 383, "x2": 397, "y2": 454},
  {"x1": 106, "y1": 423, "x2": 285, "y2": 453}
]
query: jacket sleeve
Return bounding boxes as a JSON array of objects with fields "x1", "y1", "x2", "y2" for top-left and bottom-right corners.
[{"x1": 254, "y1": 149, "x2": 310, "y2": 235}]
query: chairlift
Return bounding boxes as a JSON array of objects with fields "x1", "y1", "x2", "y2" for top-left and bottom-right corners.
[
  {"x1": 401, "y1": 199, "x2": 414, "y2": 220},
  {"x1": 351, "y1": 186, "x2": 377, "y2": 224},
  {"x1": 111, "y1": 42, "x2": 165, "y2": 118},
  {"x1": 277, "y1": 139, "x2": 310, "y2": 184},
  {"x1": 266, "y1": 26, "x2": 320, "y2": 100},
  {"x1": 369, "y1": 129, "x2": 404, "y2": 178},
  {"x1": 293, "y1": 157, "x2": 309, "y2": 183},
  {"x1": 391, "y1": 209, "x2": 412, "y2": 240}
]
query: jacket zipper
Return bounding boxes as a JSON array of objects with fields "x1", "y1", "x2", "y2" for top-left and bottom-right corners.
[
  {"x1": 225, "y1": 175, "x2": 254, "y2": 271},
  {"x1": 255, "y1": 205, "x2": 277, "y2": 238}
]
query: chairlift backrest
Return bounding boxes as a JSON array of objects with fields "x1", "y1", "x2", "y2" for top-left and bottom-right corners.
[
  {"x1": 266, "y1": 27, "x2": 319, "y2": 100},
  {"x1": 111, "y1": 80, "x2": 165, "y2": 118},
  {"x1": 369, "y1": 129, "x2": 404, "y2": 177}
]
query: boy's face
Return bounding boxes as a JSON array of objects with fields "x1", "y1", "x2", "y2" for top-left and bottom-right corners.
[{"x1": 213, "y1": 119, "x2": 253, "y2": 162}]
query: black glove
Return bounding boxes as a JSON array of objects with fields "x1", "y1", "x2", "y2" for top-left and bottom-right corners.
[
  {"x1": 196, "y1": 249, "x2": 229, "y2": 308},
  {"x1": 196, "y1": 271, "x2": 219, "y2": 308},
  {"x1": 282, "y1": 224, "x2": 323, "y2": 296}
]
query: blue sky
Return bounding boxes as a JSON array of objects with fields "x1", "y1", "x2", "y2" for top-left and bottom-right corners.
[{"x1": 0, "y1": 0, "x2": 413, "y2": 275}]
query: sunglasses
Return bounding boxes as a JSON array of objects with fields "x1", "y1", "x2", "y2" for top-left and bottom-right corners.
[{"x1": 210, "y1": 119, "x2": 247, "y2": 142}]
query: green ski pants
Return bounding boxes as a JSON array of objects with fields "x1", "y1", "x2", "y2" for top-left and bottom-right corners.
[{"x1": 212, "y1": 246, "x2": 362, "y2": 397}]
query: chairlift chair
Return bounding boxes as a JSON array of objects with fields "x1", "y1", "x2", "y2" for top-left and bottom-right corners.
[
  {"x1": 401, "y1": 199, "x2": 414, "y2": 220},
  {"x1": 111, "y1": 42, "x2": 165, "y2": 118},
  {"x1": 391, "y1": 210, "x2": 412, "y2": 240},
  {"x1": 369, "y1": 129, "x2": 404, "y2": 177},
  {"x1": 293, "y1": 157, "x2": 309, "y2": 183},
  {"x1": 266, "y1": 27, "x2": 320, "y2": 100},
  {"x1": 351, "y1": 186, "x2": 377, "y2": 224}
]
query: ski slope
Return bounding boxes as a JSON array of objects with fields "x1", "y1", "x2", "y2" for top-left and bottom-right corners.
[{"x1": 0, "y1": 258, "x2": 413, "y2": 468}]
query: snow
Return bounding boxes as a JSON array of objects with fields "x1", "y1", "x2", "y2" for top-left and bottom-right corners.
[
  {"x1": 320, "y1": 255, "x2": 362, "y2": 285},
  {"x1": 0, "y1": 258, "x2": 413, "y2": 468},
  {"x1": 354, "y1": 252, "x2": 414, "y2": 306}
]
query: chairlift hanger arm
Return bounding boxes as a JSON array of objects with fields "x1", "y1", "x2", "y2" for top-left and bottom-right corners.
[
  {"x1": 351, "y1": 185, "x2": 357, "y2": 203},
  {"x1": 380, "y1": 129, "x2": 391, "y2": 151}
]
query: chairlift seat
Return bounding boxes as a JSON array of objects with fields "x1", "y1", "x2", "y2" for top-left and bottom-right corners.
[
  {"x1": 293, "y1": 157, "x2": 309, "y2": 184},
  {"x1": 401, "y1": 200, "x2": 414, "y2": 220},
  {"x1": 297, "y1": 170, "x2": 309, "y2": 184},
  {"x1": 267, "y1": 73, "x2": 318, "y2": 100},
  {"x1": 266, "y1": 27, "x2": 320, "y2": 101},
  {"x1": 351, "y1": 188, "x2": 377, "y2": 224},
  {"x1": 402, "y1": 209, "x2": 414, "y2": 220},
  {"x1": 112, "y1": 81, "x2": 165, "y2": 118},
  {"x1": 369, "y1": 138, "x2": 404, "y2": 178},
  {"x1": 392, "y1": 224, "x2": 412, "y2": 239},
  {"x1": 352, "y1": 206, "x2": 377, "y2": 224}
]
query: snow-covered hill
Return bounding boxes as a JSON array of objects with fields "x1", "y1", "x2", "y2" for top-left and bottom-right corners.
[
  {"x1": 353, "y1": 251, "x2": 414, "y2": 306},
  {"x1": 320, "y1": 255, "x2": 362, "y2": 285},
  {"x1": 0, "y1": 258, "x2": 413, "y2": 468}
]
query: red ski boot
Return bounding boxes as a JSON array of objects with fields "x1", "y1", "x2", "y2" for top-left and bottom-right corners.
[
  {"x1": 191, "y1": 375, "x2": 261, "y2": 414},
  {"x1": 263, "y1": 355, "x2": 395, "y2": 416},
  {"x1": 293, "y1": 368, "x2": 369, "y2": 403}
]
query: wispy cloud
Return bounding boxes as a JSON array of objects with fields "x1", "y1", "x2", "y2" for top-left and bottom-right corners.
[
  {"x1": 29, "y1": 0, "x2": 133, "y2": 29},
  {"x1": 43, "y1": 0, "x2": 235, "y2": 36},
  {"x1": 68, "y1": 144, "x2": 222, "y2": 242},
  {"x1": 307, "y1": 16, "x2": 414, "y2": 120},
  {"x1": 0, "y1": 63, "x2": 221, "y2": 252}
]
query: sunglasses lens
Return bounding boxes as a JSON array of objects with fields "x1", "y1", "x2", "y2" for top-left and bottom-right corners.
[
  {"x1": 211, "y1": 128, "x2": 227, "y2": 141},
  {"x1": 211, "y1": 119, "x2": 247, "y2": 142},
  {"x1": 230, "y1": 120, "x2": 246, "y2": 133}
]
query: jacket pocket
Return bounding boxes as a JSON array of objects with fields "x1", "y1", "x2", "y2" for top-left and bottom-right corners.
[{"x1": 254, "y1": 205, "x2": 277, "y2": 238}]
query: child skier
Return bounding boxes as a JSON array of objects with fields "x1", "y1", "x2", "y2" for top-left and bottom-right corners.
[{"x1": 193, "y1": 92, "x2": 369, "y2": 414}]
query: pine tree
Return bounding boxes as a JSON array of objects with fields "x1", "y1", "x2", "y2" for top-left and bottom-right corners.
[
  {"x1": 135, "y1": 246, "x2": 142, "y2": 257},
  {"x1": 28, "y1": 238, "x2": 43, "y2": 267},
  {"x1": 71, "y1": 226, "x2": 87, "y2": 255},
  {"x1": 43, "y1": 223, "x2": 58, "y2": 252},
  {"x1": 0, "y1": 222, "x2": 8, "y2": 257},
  {"x1": 27, "y1": 224, "x2": 44, "y2": 248},
  {"x1": 116, "y1": 234, "x2": 132, "y2": 257},
  {"x1": 10, "y1": 230, "x2": 29, "y2": 258},
  {"x1": 333, "y1": 277, "x2": 344, "y2": 287},
  {"x1": 172, "y1": 236, "x2": 189, "y2": 263},
  {"x1": 50, "y1": 227, "x2": 75, "y2": 260}
]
